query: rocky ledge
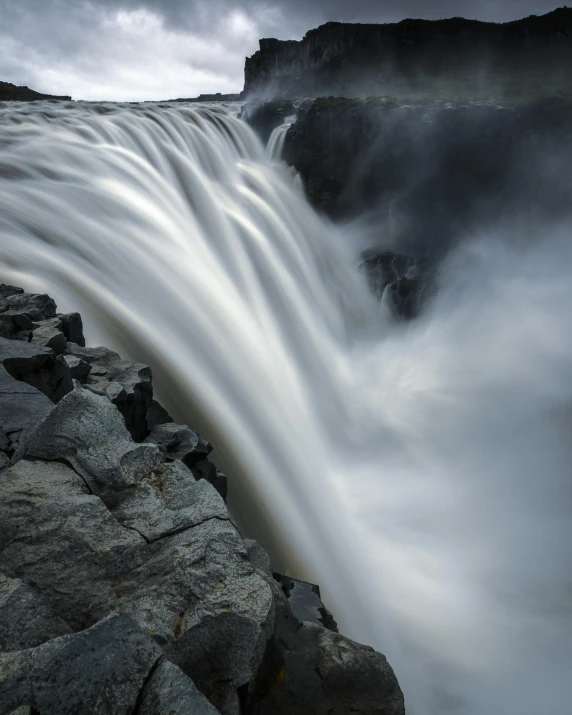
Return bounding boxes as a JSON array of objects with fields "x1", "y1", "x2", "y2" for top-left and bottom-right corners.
[
  {"x1": 0, "y1": 283, "x2": 404, "y2": 715},
  {"x1": 243, "y1": 8, "x2": 572, "y2": 102},
  {"x1": 0, "y1": 81, "x2": 72, "y2": 102}
]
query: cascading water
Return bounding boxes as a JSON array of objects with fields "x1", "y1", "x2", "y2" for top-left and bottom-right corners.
[
  {"x1": 266, "y1": 115, "x2": 295, "y2": 160},
  {"x1": 0, "y1": 100, "x2": 571, "y2": 715}
]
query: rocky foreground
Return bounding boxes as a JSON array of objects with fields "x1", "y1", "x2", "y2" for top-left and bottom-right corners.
[{"x1": 0, "y1": 283, "x2": 404, "y2": 715}]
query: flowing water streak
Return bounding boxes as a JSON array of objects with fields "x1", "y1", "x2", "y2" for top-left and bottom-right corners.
[
  {"x1": 0, "y1": 101, "x2": 571, "y2": 715},
  {"x1": 266, "y1": 115, "x2": 295, "y2": 161}
]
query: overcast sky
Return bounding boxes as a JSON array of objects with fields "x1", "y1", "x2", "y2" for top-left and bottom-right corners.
[{"x1": 0, "y1": 0, "x2": 564, "y2": 101}]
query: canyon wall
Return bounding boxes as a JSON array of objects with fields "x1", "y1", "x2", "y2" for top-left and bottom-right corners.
[{"x1": 243, "y1": 8, "x2": 572, "y2": 101}]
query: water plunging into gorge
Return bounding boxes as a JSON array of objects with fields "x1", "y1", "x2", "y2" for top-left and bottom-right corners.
[{"x1": 0, "y1": 100, "x2": 571, "y2": 715}]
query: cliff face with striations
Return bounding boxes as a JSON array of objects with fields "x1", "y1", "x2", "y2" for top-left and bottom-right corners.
[
  {"x1": 0, "y1": 81, "x2": 71, "y2": 102},
  {"x1": 244, "y1": 8, "x2": 572, "y2": 101}
]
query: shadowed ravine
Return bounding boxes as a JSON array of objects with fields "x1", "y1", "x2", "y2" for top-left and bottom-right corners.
[{"x1": 1, "y1": 101, "x2": 571, "y2": 715}]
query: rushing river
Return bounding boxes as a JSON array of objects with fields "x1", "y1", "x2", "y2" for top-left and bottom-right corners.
[{"x1": 0, "y1": 100, "x2": 571, "y2": 715}]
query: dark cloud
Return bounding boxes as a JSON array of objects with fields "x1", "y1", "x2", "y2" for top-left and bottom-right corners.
[{"x1": 0, "y1": 0, "x2": 565, "y2": 100}]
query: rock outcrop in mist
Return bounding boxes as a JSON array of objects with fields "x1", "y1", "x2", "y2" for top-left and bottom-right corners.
[
  {"x1": 0, "y1": 81, "x2": 71, "y2": 102},
  {"x1": 244, "y1": 7, "x2": 572, "y2": 101}
]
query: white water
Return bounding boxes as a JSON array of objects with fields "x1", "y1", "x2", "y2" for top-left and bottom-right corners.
[{"x1": 1, "y1": 101, "x2": 572, "y2": 715}]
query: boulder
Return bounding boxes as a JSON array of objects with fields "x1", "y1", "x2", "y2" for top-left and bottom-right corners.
[
  {"x1": 61, "y1": 354, "x2": 91, "y2": 380},
  {"x1": 0, "y1": 614, "x2": 162, "y2": 715},
  {"x1": 0, "y1": 365, "x2": 53, "y2": 458},
  {"x1": 0, "y1": 574, "x2": 72, "y2": 652},
  {"x1": 24, "y1": 388, "x2": 163, "y2": 494},
  {"x1": 30, "y1": 317, "x2": 67, "y2": 355},
  {"x1": 67, "y1": 342, "x2": 153, "y2": 440},
  {"x1": 147, "y1": 398, "x2": 173, "y2": 430},
  {"x1": 191, "y1": 458, "x2": 228, "y2": 501},
  {"x1": 273, "y1": 573, "x2": 338, "y2": 632},
  {"x1": 146, "y1": 422, "x2": 213, "y2": 466},
  {"x1": 138, "y1": 659, "x2": 221, "y2": 715},
  {"x1": 0, "y1": 292, "x2": 56, "y2": 321},
  {"x1": 57, "y1": 312, "x2": 85, "y2": 346},
  {"x1": 0, "y1": 285, "x2": 24, "y2": 298},
  {"x1": 0, "y1": 336, "x2": 72, "y2": 403}
]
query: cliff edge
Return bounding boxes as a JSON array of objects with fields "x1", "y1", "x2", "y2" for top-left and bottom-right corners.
[{"x1": 243, "y1": 7, "x2": 572, "y2": 101}]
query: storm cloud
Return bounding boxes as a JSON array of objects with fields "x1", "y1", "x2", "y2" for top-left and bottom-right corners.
[{"x1": 0, "y1": 0, "x2": 565, "y2": 101}]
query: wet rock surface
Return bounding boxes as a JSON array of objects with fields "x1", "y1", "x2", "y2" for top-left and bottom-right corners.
[{"x1": 0, "y1": 285, "x2": 405, "y2": 715}]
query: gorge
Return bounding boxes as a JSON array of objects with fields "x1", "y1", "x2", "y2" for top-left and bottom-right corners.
[{"x1": 1, "y1": 7, "x2": 572, "y2": 715}]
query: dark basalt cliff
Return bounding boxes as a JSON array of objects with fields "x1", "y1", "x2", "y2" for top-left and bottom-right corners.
[{"x1": 244, "y1": 7, "x2": 572, "y2": 101}]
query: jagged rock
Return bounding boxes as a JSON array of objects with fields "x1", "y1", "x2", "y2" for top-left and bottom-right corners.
[
  {"x1": 110, "y1": 460, "x2": 228, "y2": 542},
  {"x1": 61, "y1": 354, "x2": 91, "y2": 380},
  {"x1": 138, "y1": 659, "x2": 221, "y2": 715},
  {"x1": 0, "y1": 365, "x2": 53, "y2": 458},
  {"x1": 146, "y1": 422, "x2": 213, "y2": 466},
  {"x1": 273, "y1": 574, "x2": 338, "y2": 632},
  {"x1": 69, "y1": 342, "x2": 153, "y2": 440},
  {"x1": 253, "y1": 619, "x2": 404, "y2": 715},
  {"x1": 0, "y1": 285, "x2": 23, "y2": 297},
  {"x1": 57, "y1": 312, "x2": 85, "y2": 346},
  {"x1": 359, "y1": 250, "x2": 423, "y2": 318},
  {"x1": 65, "y1": 342, "x2": 120, "y2": 366},
  {"x1": 6, "y1": 397, "x2": 275, "y2": 714},
  {"x1": 0, "y1": 336, "x2": 72, "y2": 403},
  {"x1": 0, "y1": 614, "x2": 162, "y2": 715},
  {"x1": 245, "y1": 539, "x2": 273, "y2": 576},
  {"x1": 0, "y1": 292, "x2": 56, "y2": 321},
  {"x1": 0, "y1": 426, "x2": 9, "y2": 452},
  {"x1": 24, "y1": 388, "x2": 163, "y2": 494},
  {"x1": 191, "y1": 458, "x2": 228, "y2": 501},
  {"x1": 0, "y1": 574, "x2": 72, "y2": 652},
  {"x1": 0, "y1": 452, "x2": 8, "y2": 469},
  {"x1": 147, "y1": 398, "x2": 173, "y2": 430},
  {"x1": 30, "y1": 317, "x2": 67, "y2": 355}
]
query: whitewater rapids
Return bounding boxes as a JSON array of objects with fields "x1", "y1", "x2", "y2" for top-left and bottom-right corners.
[{"x1": 0, "y1": 100, "x2": 571, "y2": 715}]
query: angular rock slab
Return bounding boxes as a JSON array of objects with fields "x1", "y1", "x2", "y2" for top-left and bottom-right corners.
[
  {"x1": 0, "y1": 614, "x2": 162, "y2": 715},
  {"x1": 0, "y1": 365, "x2": 53, "y2": 459},
  {"x1": 0, "y1": 336, "x2": 72, "y2": 403},
  {"x1": 138, "y1": 660, "x2": 221, "y2": 715},
  {"x1": 25, "y1": 388, "x2": 163, "y2": 493},
  {"x1": 0, "y1": 574, "x2": 72, "y2": 652}
]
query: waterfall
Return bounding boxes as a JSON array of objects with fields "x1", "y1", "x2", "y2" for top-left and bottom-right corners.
[
  {"x1": 266, "y1": 115, "x2": 295, "y2": 160},
  {"x1": 1, "y1": 100, "x2": 572, "y2": 715}
]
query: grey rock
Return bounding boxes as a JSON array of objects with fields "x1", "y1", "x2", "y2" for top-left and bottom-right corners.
[
  {"x1": 7, "y1": 707, "x2": 32, "y2": 715},
  {"x1": 0, "y1": 459, "x2": 146, "y2": 630},
  {"x1": 25, "y1": 388, "x2": 163, "y2": 493},
  {"x1": 138, "y1": 659, "x2": 221, "y2": 715},
  {"x1": 0, "y1": 365, "x2": 53, "y2": 457},
  {"x1": 62, "y1": 354, "x2": 91, "y2": 380},
  {"x1": 252, "y1": 620, "x2": 404, "y2": 715},
  {"x1": 0, "y1": 426, "x2": 8, "y2": 452},
  {"x1": 191, "y1": 459, "x2": 228, "y2": 501},
  {"x1": 0, "y1": 452, "x2": 9, "y2": 469},
  {"x1": 244, "y1": 539, "x2": 273, "y2": 577},
  {"x1": 147, "y1": 398, "x2": 173, "y2": 430},
  {"x1": 0, "y1": 284, "x2": 24, "y2": 298},
  {"x1": 0, "y1": 574, "x2": 72, "y2": 652},
  {"x1": 273, "y1": 573, "x2": 338, "y2": 632},
  {"x1": 65, "y1": 342, "x2": 120, "y2": 366},
  {"x1": 146, "y1": 422, "x2": 212, "y2": 466},
  {"x1": 58, "y1": 312, "x2": 85, "y2": 346},
  {"x1": 0, "y1": 292, "x2": 56, "y2": 321},
  {"x1": 0, "y1": 614, "x2": 162, "y2": 715},
  {"x1": 30, "y1": 318, "x2": 67, "y2": 355},
  {"x1": 111, "y1": 460, "x2": 228, "y2": 542},
  {"x1": 0, "y1": 336, "x2": 72, "y2": 403},
  {"x1": 2, "y1": 450, "x2": 274, "y2": 713}
]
